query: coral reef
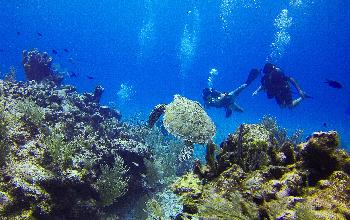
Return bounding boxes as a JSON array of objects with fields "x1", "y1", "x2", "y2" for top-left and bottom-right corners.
[
  {"x1": 0, "y1": 78, "x2": 151, "y2": 219},
  {"x1": 1, "y1": 52, "x2": 349, "y2": 219},
  {"x1": 141, "y1": 125, "x2": 190, "y2": 219},
  {"x1": 173, "y1": 122, "x2": 350, "y2": 219},
  {"x1": 22, "y1": 49, "x2": 63, "y2": 84},
  {"x1": 96, "y1": 155, "x2": 129, "y2": 207}
]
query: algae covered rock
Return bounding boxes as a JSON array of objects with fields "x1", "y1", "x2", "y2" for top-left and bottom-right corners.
[
  {"x1": 149, "y1": 95, "x2": 216, "y2": 144},
  {"x1": 22, "y1": 48, "x2": 63, "y2": 84},
  {"x1": 173, "y1": 123, "x2": 350, "y2": 220},
  {"x1": 218, "y1": 123, "x2": 276, "y2": 173},
  {"x1": 296, "y1": 171, "x2": 350, "y2": 219},
  {"x1": 172, "y1": 173, "x2": 202, "y2": 214},
  {"x1": 299, "y1": 131, "x2": 345, "y2": 185}
]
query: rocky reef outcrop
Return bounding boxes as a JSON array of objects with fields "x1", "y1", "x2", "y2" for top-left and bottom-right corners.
[
  {"x1": 0, "y1": 78, "x2": 151, "y2": 219},
  {"x1": 173, "y1": 121, "x2": 350, "y2": 219},
  {"x1": 22, "y1": 49, "x2": 63, "y2": 84}
]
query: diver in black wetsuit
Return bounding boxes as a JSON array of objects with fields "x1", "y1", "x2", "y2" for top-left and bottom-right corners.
[
  {"x1": 202, "y1": 69, "x2": 259, "y2": 117},
  {"x1": 252, "y1": 63, "x2": 310, "y2": 108}
]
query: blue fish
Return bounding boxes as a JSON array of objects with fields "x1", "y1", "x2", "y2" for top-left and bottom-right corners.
[{"x1": 325, "y1": 79, "x2": 343, "y2": 89}]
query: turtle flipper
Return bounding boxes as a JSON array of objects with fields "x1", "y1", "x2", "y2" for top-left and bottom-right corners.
[{"x1": 148, "y1": 104, "x2": 166, "y2": 128}]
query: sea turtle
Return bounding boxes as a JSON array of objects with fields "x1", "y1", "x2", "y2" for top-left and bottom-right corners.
[{"x1": 148, "y1": 95, "x2": 216, "y2": 144}]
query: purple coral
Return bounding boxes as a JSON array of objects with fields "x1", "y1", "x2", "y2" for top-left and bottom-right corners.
[{"x1": 22, "y1": 48, "x2": 63, "y2": 84}]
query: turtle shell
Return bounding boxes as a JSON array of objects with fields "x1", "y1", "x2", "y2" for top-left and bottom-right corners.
[{"x1": 163, "y1": 95, "x2": 216, "y2": 144}]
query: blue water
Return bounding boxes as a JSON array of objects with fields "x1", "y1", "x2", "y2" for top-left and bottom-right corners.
[{"x1": 0, "y1": 0, "x2": 349, "y2": 148}]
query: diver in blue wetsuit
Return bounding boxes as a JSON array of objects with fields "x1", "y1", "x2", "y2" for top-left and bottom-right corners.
[{"x1": 202, "y1": 69, "x2": 259, "y2": 117}]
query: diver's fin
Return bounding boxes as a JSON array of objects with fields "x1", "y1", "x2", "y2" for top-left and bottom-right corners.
[{"x1": 245, "y1": 68, "x2": 260, "y2": 85}]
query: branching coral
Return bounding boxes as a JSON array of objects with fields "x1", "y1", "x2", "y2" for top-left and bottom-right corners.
[
  {"x1": 138, "y1": 125, "x2": 187, "y2": 218},
  {"x1": 16, "y1": 98, "x2": 46, "y2": 129},
  {"x1": 261, "y1": 115, "x2": 303, "y2": 147},
  {"x1": 41, "y1": 124, "x2": 76, "y2": 168},
  {"x1": 96, "y1": 155, "x2": 130, "y2": 207}
]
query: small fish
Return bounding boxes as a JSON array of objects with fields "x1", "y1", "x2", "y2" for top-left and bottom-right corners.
[
  {"x1": 69, "y1": 71, "x2": 77, "y2": 77},
  {"x1": 86, "y1": 75, "x2": 94, "y2": 80},
  {"x1": 37, "y1": 32, "x2": 43, "y2": 37},
  {"x1": 16, "y1": 31, "x2": 21, "y2": 36},
  {"x1": 64, "y1": 49, "x2": 69, "y2": 53},
  {"x1": 52, "y1": 49, "x2": 58, "y2": 54},
  {"x1": 324, "y1": 79, "x2": 343, "y2": 89},
  {"x1": 132, "y1": 162, "x2": 139, "y2": 167},
  {"x1": 323, "y1": 122, "x2": 327, "y2": 127}
]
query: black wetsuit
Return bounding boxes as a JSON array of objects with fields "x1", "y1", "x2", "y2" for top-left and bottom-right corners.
[{"x1": 261, "y1": 65, "x2": 293, "y2": 107}]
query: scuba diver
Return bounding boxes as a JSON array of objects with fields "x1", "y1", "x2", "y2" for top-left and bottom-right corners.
[
  {"x1": 252, "y1": 63, "x2": 311, "y2": 108},
  {"x1": 202, "y1": 68, "x2": 259, "y2": 117}
]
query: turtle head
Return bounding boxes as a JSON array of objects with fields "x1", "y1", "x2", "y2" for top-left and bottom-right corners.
[{"x1": 148, "y1": 104, "x2": 166, "y2": 128}]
